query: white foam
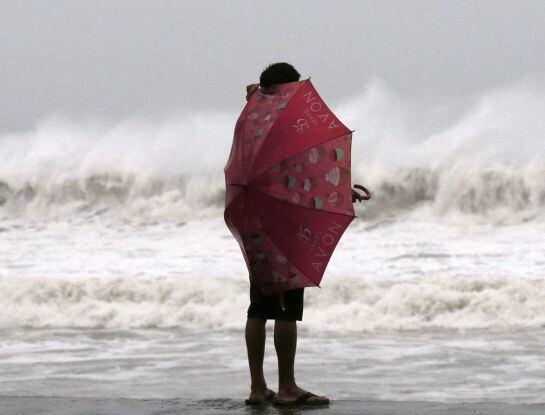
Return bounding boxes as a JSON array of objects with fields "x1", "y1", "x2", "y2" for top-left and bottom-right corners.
[
  {"x1": 1, "y1": 80, "x2": 544, "y2": 222},
  {"x1": 1, "y1": 275, "x2": 544, "y2": 331}
]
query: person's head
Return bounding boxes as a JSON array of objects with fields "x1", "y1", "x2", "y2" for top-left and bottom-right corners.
[{"x1": 259, "y1": 62, "x2": 300, "y2": 88}]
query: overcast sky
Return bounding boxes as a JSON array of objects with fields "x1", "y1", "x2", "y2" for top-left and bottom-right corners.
[{"x1": 2, "y1": 0, "x2": 545, "y2": 132}]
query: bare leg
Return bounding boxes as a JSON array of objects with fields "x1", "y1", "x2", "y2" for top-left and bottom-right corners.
[
  {"x1": 245, "y1": 318, "x2": 272, "y2": 400},
  {"x1": 274, "y1": 320, "x2": 298, "y2": 392},
  {"x1": 274, "y1": 319, "x2": 329, "y2": 403}
]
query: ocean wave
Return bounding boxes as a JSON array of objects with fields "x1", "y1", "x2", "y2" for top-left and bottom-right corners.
[
  {"x1": 0, "y1": 163, "x2": 543, "y2": 222},
  {"x1": 2, "y1": 275, "x2": 544, "y2": 331},
  {"x1": 1, "y1": 80, "x2": 544, "y2": 222},
  {"x1": 358, "y1": 163, "x2": 545, "y2": 220}
]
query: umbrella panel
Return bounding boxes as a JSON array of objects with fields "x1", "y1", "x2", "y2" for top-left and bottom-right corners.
[{"x1": 225, "y1": 133, "x2": 355, "y2": 294}]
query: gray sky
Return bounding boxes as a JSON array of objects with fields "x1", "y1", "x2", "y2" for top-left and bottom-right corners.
[{"x1": 2, "y1": 0, "x2": 545, "y2": 132}]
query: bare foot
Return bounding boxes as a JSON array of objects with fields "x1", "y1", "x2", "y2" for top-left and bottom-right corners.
[{"x1": 275, "y1": 386, "x2": 329, "y2": 405}]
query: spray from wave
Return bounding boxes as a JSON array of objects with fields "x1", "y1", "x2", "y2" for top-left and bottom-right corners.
[{"x1": 1, "y1": 80, "x2": 544, "y2": 222}]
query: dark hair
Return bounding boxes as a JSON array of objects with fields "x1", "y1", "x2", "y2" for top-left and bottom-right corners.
[{"x1": 259, "y1": 62, "x2": 301, "y2": 88}]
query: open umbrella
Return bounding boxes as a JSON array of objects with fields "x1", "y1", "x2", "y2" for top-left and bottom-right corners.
[{"x1": 224, "y1": 79, "x2": 366, "y2": 294}]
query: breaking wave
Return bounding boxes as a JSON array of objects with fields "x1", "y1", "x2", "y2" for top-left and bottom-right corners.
[
  {"x1": 1, "y1": 80, "x2": 544, "y2": 223},
  {"x1": 1, "y1": 275, "x2": 544, "y2": 332},
  {"x1": 0, "y1": 165, "x2": 543, "y2": 223}
]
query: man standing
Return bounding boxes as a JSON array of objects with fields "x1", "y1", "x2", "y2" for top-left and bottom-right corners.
[
  {"x1": 243, "y1": 63, "x2": 323, "y2": 407},
  {"x1": 240, "y1": 63, "x2": 368, "y2": 407}
]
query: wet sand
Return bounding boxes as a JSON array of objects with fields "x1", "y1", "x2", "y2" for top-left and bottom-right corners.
[{"x1": 1, "y1": 397, "x2": 544, "y2": 415}]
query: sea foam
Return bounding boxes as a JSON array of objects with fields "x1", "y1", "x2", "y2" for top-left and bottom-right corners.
[
  {"x1": 1, "y1": 275, "x2": 544, "y2": 332},
  {"x1": 1, "y1": 80, "x2": 544, "y2": 222}
]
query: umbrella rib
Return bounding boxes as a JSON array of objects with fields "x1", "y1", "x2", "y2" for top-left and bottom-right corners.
[
  {"x1": 249, "y1": 130, "x2": 354, "y2": 186},
  {"x1": 250, "y1": 188, "x2": 355, "y2": 289},
  {"x1": 249, "y1": 192, "x2": 321, "y2": 289},
  {"x1": 247, "y1": 80, "x2": 310, "y2": 177},
  {"x1": 248, "y1": 186, "x2": 357, "y2": 219}
]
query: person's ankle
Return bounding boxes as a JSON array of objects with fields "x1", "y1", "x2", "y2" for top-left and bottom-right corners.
[
  {"x1": 278, "y1": 382, "x2": 298, "y2": 394},
  {"x1": 250, "y1": 382, "x2": 268, "y2": 393}
]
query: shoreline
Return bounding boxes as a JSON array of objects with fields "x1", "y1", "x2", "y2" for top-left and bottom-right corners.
[{"x1": 1, "y1": 396, "x2": 544, "y2": 415}]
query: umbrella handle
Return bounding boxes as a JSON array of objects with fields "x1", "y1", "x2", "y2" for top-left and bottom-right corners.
[{"x1": 353, "y1": 184, "x2": 372, "y2": 201}]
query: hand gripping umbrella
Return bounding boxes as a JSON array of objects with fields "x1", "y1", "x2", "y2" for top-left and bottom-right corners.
[{"x1": 224, "y1": 79, "x2": 363, "y2": 294}]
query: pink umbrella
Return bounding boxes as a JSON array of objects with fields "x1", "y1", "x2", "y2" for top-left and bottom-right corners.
[{"x1": 224, "y1": 79, "x2": 369, "y2": 294}]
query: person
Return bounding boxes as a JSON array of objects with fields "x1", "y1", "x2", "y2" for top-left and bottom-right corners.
[{"x1": 243, "y1": 62, "x2": 369, "y2": 407}]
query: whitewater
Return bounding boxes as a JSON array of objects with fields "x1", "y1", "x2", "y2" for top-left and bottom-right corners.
[{"x1": 1, "y1": 80, "x2": 544, "y2": 402}]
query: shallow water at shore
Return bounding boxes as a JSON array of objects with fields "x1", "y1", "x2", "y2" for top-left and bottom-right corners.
[
  {"x1": 2, "y1": 218, "x2": 545, "y2": 402},
  {"x1": 1, "y1": 327, "x2": 544, "y2": 403},
  {"x1": 1, "y1": 396, "x2": 545, "y2": 415}
]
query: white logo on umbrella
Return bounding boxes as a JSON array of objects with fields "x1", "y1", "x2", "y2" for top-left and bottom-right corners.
[{"x1": 325, "y1": 167, "x2": 341, "y2": 186}]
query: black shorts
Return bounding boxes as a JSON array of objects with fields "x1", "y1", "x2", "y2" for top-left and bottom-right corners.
[{"x1": 247, "y1": 283, "x2": 304, "y2": 321}]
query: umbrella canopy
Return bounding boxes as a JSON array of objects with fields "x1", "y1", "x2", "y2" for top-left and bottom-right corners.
[{"x1": 224, "y1": 79, "x2": 356, "y2": 294}]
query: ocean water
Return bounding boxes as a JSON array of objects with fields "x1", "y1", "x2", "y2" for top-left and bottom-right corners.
[{"x1": 1, "y1": 80, "x2": 545, "y2": 403}]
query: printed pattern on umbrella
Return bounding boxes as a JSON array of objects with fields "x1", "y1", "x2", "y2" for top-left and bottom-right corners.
[
  {"x1": 251, "y1": 132, "x2": 355, "y2": 217},
  {"x1": 224, "y1": 79, "x2": 357, "y2": 294},
  {"x1": 233, "y1": 199, "x2": 313, "y2": 293},
  {"x1": 240, "y1": 83, "x2": 301, "y2": 174}
]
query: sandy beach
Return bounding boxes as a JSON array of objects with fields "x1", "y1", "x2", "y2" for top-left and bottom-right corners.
[{"x1": 1, "y1": 396, "x2": 545, "y2": 415}]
